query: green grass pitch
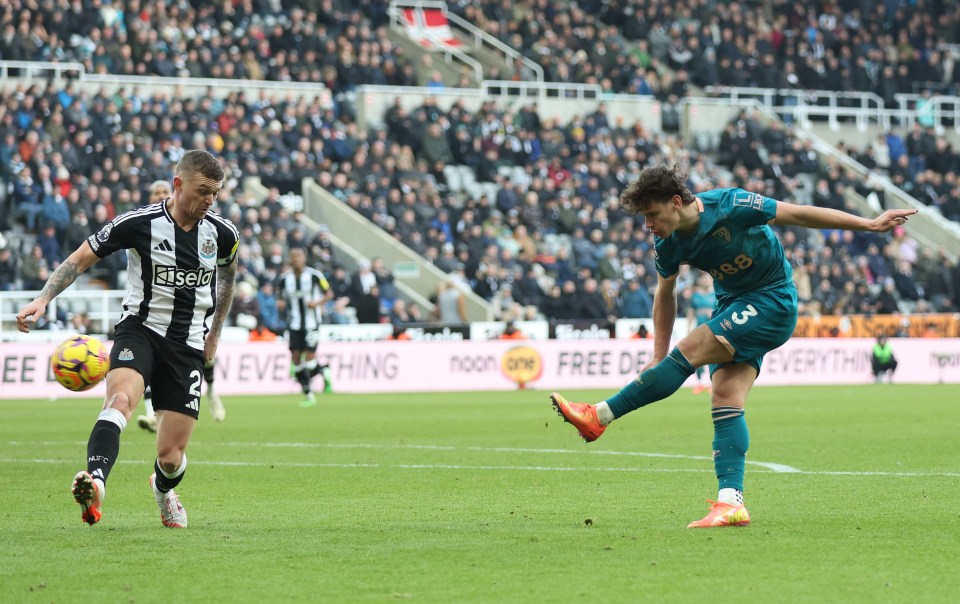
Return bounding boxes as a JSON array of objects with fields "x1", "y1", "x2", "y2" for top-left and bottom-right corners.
[{"x1": 1, "y1": 385, "x2": 958, "y2": 603}]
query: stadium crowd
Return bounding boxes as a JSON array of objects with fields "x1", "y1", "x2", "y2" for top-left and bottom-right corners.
[
  {"x1": 2, "y1": 0, "x2": 959, "y2": 330},
  {"x1": 4, "y1": 1, "x2": 960, "y2": 97}
]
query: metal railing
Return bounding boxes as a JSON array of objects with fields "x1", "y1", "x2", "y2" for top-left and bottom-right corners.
[
  {"x1": 0, "y1": 289, "x2": 123, "y2": 337},
  {"x1": 387, "y1": 0, "x2": 543, "y2": 83},
  {"x1": 705, "y1": 85, "x2": 889, "y2": 131},
  {"x1": 0, "y1": 61, "x2": 331, "y2": 101}
]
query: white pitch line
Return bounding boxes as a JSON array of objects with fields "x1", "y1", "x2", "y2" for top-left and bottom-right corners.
[
  {"x1": 4, "y1": 439, "x2": 801, "y2": 472},
  {"x1": 0, "y1": 457, "x2": 958, "y2": 478}
]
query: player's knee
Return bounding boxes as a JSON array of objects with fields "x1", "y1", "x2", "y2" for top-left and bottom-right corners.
[
  {"x1": 105, "y1": 392, "x2": 136, "y2": 417},
  {"x1": 157, "y1": 447, "x2": 185, "y2": 472},
  {"x1": 710, "y1": 388, "x2": 746, "y2": 408}
]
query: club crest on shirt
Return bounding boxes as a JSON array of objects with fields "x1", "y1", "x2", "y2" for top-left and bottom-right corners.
[
  {"x1": 711, "y1": 227, "x2": 732, "y2": 243},
  {"x1": 199, "y1": 238, "x2": 217, "y2": 259}
]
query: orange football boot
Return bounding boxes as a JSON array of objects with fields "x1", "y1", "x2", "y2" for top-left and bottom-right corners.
[
  {"x1": 687, "y1": 499, "x2": 751, "y2": 528},
  {"x1": 71, "y1": 471, "x2": 103, "y2": 525},
  {"x1": 550, "y1": 392, "x2": 606, "y2": 442}
]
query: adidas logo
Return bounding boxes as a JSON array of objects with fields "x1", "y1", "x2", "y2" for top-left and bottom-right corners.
[{"x1": 153, "y1": 239, "x2": 173, "y2": 252}]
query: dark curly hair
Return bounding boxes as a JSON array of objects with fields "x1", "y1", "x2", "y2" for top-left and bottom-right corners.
[{"x1": 620, "y1": 164, "x2": 695, "y2": 214}]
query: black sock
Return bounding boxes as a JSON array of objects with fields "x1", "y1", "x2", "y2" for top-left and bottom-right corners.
[
  {"x1": 154, "y1": 457, "x2": 187, "y2": 493},
  {"x1": 296, "y1": 368, "x2": 312, "y2": 394},
  {"x1": 87, "y1": 411, "x2": 125, "y2": 483},
  {"x1": 309, "y1": 363, "x2": 323, "y2": 378},
  {"x1": 203, "y1": 362, "x2": 215, "y2": 384}
]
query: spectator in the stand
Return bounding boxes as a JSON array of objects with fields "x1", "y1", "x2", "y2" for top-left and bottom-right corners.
[
  {"x1": 575, "y1": 278, "x2": 610, "y2": 320},
  {"x1": 256, "y1": 282, "x2": 285, "y2": 335},
  {"x1": 327, "y1": 265, "x2": 352, "y2": 301},
  {"x1": 369, "y1": 257, "x2": 398, "y2": 303},
  {"x1": 891, "y1": 260, "x2": 921, "y2": 303},
  {"x1": 873, "y1": 279, "x2": 901, "y2": 315},
  {"x1": 36, "y1": 223, "x2": 63, "y2": 268},
  {"x1": 389, "y1": 298, "x2": 420, "y2": 325},
  {"x1": 0, "y1": 246, "x2": 18, "y2": 291},
  {"x1": 434, "y1": 279, "x2": 467, "y2": 323},
  {"x1": 230, "y1": 281, "x2": 261, "y2": 331},
  {"x1": 20, "y1": 244, "x2": 49, "y2": 290},
  {"x1": 621, "y1": 279, "x2": 653, "y2": 318},
  {"x1": 354, "y1": 284, "x2": 383, "y2": 324},
  {"x1": 351, "y1": 258, "x2": 378, "y2": 297},
  {"x1": 12, "y1": 166, "x2": 44, "y2": 232}
]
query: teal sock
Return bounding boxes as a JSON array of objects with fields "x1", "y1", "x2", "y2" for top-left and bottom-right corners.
[
  {"x1": 712, "y1": 407, "x2": 749, "y2": 492},
  {"x1": 695, "y1": 366, "x2": 705, "y2": 380},
  {"x1": 606, "y1": 348, "x2": 695, "y2": 418}
]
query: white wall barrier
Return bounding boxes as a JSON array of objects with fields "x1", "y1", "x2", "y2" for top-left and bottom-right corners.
[{"x1": 1, "y1": 339, "x2": 958, "y2": 399}]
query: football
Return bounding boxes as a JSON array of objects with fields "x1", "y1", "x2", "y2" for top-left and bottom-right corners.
[{"x1": 51, "y1": 335, "x2": 110, "y2": 392}]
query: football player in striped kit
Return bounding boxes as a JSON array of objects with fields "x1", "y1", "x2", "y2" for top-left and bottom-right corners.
[
  {"x1": 277, "y1": 246, "x2": 333, "y2": 406},
  {"x1": 17, "y1": 150, "x2": 239, "y2": 528},
  {"x1": 137, "y1": 179, "x2": 225, "y2": 432}
]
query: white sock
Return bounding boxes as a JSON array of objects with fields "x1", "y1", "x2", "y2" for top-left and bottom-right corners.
[
  {"x1": 144, "y1": 398, "x2": 155, "y2": 418},
  {"x1": 718, "y1": 488, "x2": 743, "y2": 505},
  {"x1": 595, "y1": 401, "x2": 615, "y2": 426}
]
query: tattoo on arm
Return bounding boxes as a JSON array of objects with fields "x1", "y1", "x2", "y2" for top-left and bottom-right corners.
[
  {"x1": 211, "y1": 262, "x2": 237, "y2": 337},
  {"x1": 40, "y1": 258, "x2": 82, "y2": 302}
]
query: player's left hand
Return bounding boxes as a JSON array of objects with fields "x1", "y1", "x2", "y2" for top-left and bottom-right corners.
[
  {"x1": 871, "y1": 208, "x2": 918, "y2": 232},
  {"x1": 204, "y1": 333, "x2": 220, "y2": 365}
]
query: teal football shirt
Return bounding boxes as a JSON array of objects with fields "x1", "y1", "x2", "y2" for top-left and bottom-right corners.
[{"x1": 653, "y1": 188, "x2": 794, "y2": 303}]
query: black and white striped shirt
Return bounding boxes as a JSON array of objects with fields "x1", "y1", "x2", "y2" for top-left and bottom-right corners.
[
  {"x1": 87, "y1": 201, "x2": 240, "y2": 350},
  {"x1": 277, "y1": 268, "x2": 330, "y2": 331}
]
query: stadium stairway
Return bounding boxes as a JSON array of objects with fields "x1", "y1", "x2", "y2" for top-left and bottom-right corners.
[
  {"x1": 384, "y1": 27, "x2": 478, "y2": 87},
  {"x1": 244, "y1": 177, "x2": 495, "y2": 321}
]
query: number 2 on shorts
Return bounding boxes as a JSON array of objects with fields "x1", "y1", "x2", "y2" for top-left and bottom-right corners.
[{"x1": 731, "y1": 304, "x2": 758, "y2": 325}]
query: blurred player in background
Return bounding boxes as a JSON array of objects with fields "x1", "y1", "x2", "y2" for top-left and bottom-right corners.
[
  {"x1": 137, "y1": 179, "x2": 225, "y2": 432},
  {"x1": 551, "y1": 164, "x2": 917, "y2": 528},
  {"x1": 16, "y1": 151, "x2": 239, "y2": 528},
  {"x1": 278, "y1": 246, "x2": 333, "y2": 407}
]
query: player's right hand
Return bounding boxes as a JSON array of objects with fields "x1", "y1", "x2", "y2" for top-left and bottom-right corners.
[
  {"x1": 871, "y1": 208, "x2": 918, "y2": 232},
  {"x1": 16, "y1": 298, "x2": 47, "y2": 333}
]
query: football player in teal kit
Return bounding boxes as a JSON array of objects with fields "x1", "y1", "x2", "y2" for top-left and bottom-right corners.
[{"x1": 551, "y1": 164, "x2": 917, "y2": 528}]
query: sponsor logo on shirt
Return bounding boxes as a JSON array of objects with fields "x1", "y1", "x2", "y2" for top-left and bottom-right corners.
[
  {"x1": 733, "y1": 192, "x2": 765, "y2": 211},
  {"x1": 154, "y1": 265, "x2": 214, "y2": 288}
]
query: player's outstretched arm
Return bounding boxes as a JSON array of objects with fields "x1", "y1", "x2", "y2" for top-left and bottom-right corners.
[
  {"x1": 205, "y1": 261, "x2": 238, "y2": 363},
  {"x1": 772, "y1": 202, "x2": 918, "y2": 233},
  {"x1": 15, "y1": 243, "x2": 100, "y2": 332}
]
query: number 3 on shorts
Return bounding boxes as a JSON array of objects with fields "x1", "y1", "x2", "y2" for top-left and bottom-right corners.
[{"x1": 731, "y1": 304, "x2": 759, "y2": 325}]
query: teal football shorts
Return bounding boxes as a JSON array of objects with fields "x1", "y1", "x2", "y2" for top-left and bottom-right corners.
[{"x1": 706, "y1": 286, "x2": 798, "y2": 376}]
